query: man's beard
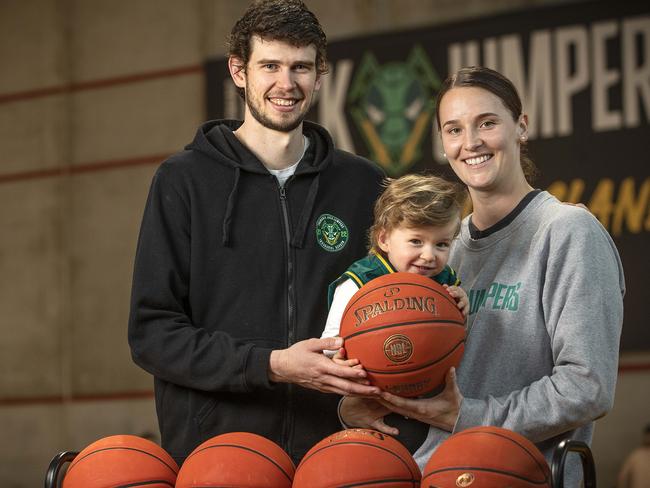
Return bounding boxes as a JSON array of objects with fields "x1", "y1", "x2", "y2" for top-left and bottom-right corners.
[{"x1": 246, "y1": 86, "x2": 309, "y2": 132}]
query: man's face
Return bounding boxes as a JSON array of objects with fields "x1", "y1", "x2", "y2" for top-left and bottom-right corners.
[{"x1": 233, "y1": 36, "x2": 321, "y2": 132}]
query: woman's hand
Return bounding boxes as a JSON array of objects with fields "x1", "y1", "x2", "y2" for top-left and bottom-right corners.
[
  {"x1": 377, "y1": 367, "x2": 463, "y2": 432},
  {"x1": 339, "y1": 396, "x2": 400, "y2": 436}
]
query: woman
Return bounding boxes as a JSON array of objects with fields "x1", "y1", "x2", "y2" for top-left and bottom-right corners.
[{"x1": 339, "y1": 66, "x2": 625, "y2": 486}]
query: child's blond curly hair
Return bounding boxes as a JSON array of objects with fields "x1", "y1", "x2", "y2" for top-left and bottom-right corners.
[{"x1": 369, "y1": 173, "x2": 467, "y2": 250}]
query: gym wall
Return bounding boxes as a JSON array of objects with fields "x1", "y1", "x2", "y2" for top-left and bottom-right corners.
[{"x1": 0, "y1": 1, "x2": 647, "y2": 487}]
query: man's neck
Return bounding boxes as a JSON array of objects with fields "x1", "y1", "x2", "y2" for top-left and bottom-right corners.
[{"x1": 234, "y1": 118, "x2": 305, "y2": 171}]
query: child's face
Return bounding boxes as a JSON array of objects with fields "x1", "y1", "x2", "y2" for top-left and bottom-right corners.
[{"x1": 377, "y1": 220, "x2": 459, "y2": 278}]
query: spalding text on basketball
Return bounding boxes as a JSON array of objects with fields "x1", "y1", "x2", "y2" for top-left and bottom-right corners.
[
  {"x1": 386, "y1": 378, "x2": 431, "y2": 395},
  {"x1": 353, "y1": 294, "x2": 439, "y2": 327}
]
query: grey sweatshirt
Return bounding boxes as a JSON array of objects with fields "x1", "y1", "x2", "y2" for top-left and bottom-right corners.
[{"x1": 414, "y1": 191, "x2": 625, "y2": 486}]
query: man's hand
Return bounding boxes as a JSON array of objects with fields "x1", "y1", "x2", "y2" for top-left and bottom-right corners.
[
  {"x1": 269, "y1": 337, "x2": 381, "y2": 396},
  {"x1": 339, "y1": 396, "x2": 399, "y2": 436},
  {"x1": 377, "y1": 367, "x2": 463, "y2": 432}
]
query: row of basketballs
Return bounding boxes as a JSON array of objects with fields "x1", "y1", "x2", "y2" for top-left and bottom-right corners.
[{"x1": 51, "y1": 425, "x2": 553, "y2": 487}]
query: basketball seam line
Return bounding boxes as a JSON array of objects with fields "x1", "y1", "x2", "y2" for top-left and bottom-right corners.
[
  {"x1": 363, "y1": 340, "x2": 465, "y2": 374},
  {"x1": 115, "y1": 481, "x2": 175, "y2": 487},
  {"x1": 343, "y1": 319, "x2": 465, "y2": 340},
  {"x1": 298, "y1": 440, "x2": 419, "y2": 479},
  {"x1": 423, "y1": 465, "x2": 550, "y2": 484},
  {"x1": 67, "y1": 447, "x2": 178, "y2": 477},
  {"x1": 335, "y1": 478, "x2": 419, "y2": 487},
  {"x1": 184, "y1": 444, "x2": 293, "y2": 482},
  {"x1": 449, "y1": 430, "x2": 551, "y2": 478},
  {"x1": 344, "y1": 280, "x2": 459, "y2": 313}
]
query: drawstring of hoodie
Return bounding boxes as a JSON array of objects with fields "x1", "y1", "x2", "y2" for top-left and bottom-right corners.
[
  {"x1": 222, "y1": 169, "x2": 319, "y2": 248},
  {"x1": 291, "y1": 174, "x2": 320, "y2": 249},
  {"x1": 222, "y1": 167, "x2": 241, "y2": 246}
]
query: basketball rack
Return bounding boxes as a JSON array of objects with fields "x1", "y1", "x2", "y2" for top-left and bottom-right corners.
[
  {"x1": 43, "y1": 437, "x2": 597, "y2": 487},
  {"x1": 551, "y1": 439, "x2": 597, "y2": 488},
  {"x1": 44, "y1": 451, "x2": 78, "y2": 488}
]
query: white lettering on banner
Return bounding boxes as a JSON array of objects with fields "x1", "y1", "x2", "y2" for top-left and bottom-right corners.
[
  {"x1": 446, "y1": 14, "x2": 649, "y2": 140},
  {"x1": 555, "y1": 25, "x2": 590, "y2": 136},
  {"x1": 623, "y1": 16, "x2": 650, "y2": 128},
  {"x1": 304, "y1": 14, "x2": 648, "y2": 162},
  {"x1": 448, "y1": 41, "x2": 480, "y2": 72},
  {"x1": 500, "y1": 32, "x2": 554, "y2": 139},
  {"x1": 318, "y1": 60, "x2": 355, "y2": 152},
  {"x1": 592, "y1": 21, "x2": 622, "y2": 131},
  {"x1": 483, "y1": 37, "x2": 498, "y2": 70}
]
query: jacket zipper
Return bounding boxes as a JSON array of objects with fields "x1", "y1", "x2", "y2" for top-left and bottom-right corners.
[{"x1": 278, "y1": 184, "x2": 295, "y2": 457}]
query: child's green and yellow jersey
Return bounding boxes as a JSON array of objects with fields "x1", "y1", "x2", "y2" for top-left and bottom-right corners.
[{"x1": 327, "y1": 249, "x2": 460, "y2": 307}]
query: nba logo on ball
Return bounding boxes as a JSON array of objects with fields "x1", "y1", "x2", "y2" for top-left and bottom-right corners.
[
  {"x1": 341, "y1": 272, "x2": 466, "y2": 397},
  {"x1": 456, "y1": 473, "x2": 475, "y2": 486},
  {"x1": 384, "y1": 334, "x2": 413, "y2": 363}
]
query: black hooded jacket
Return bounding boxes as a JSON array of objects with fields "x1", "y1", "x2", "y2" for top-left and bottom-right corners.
[{"x1": 128, "y1": 119, "x2": 384, "y2": 464}]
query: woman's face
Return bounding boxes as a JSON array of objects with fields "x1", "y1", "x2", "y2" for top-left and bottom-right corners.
[{"x1": 438, "y1": 86, "x2": 527, "y2": 193}]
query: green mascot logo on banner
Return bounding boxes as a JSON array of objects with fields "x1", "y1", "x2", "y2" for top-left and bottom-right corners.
[{"x1": 348, "y1": 45, "x2": 442, "y2": 176}]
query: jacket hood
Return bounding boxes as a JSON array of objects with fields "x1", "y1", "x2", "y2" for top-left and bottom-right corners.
[
  {"x1": 185, "y1": 119, "x2": 335, "y2": 174},
  {"x1": 185, "y1": 119, "x2": 334, "y2": 248}
]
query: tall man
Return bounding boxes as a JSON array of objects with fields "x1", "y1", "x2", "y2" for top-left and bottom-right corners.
[{"x1": 128, "y1": 0, "x2": 384, "y2": 465}]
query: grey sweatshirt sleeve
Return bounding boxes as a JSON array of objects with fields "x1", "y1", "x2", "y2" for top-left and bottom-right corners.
[{"x1": 454, "y1": 206, "x2": 625, "y2": 443}]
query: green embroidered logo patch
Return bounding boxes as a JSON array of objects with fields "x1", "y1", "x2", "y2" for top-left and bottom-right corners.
[{"x1": 316, "y1": 214, "x2": 349, "y2": 252}]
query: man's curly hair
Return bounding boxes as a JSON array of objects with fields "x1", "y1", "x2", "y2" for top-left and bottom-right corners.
[{"x1": 228, "y1": 0, "x2": 328, "y2": 98}]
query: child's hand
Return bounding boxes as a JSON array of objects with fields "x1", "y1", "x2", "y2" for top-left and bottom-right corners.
[
  {"x1": 332, "y1": 347, "x2": 362, "y2": 368},
  {"x1": 443, "y1": 284, "x2": 469, "y2": 318}
]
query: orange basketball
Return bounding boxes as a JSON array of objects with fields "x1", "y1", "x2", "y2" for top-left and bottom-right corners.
[
  {"x1": 62, "y1": 434, "x2": 178, "y2": 488},
  {"x1": 340, "y1": 272, "x2": 465, "y2": 397},
  {"x1": 422, "y1": 426, "x2": 552, "y2": 487},
  {"x1": 293, "y1": 429, "x2": 421, "y2": 488},
  {"x1": 175, "y1": 432, "x2": 295, "y2": 487}
]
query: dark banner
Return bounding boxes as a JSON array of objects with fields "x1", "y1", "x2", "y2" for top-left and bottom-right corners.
[{"x1": 205, "y1": 0, "x2": 650, "y2": 351}]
